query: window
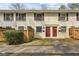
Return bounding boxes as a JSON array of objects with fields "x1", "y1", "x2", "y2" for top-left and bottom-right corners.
[
  {"x1": 16, "y1": 13, "x2": 26, "y2": 21},
  {"x1": 61, "y1": 14, "x2": 65, "y2": 20},
  {"x1": 76, "y1": 13, "x2": 79, "y2": 21},
  {"x1": 18, "y1": 26, "x2": 24, "y2": 30},
  {"x1": 4, "y1": 13, "x2": 13, "y2": 21},
  {"x1": 59, "y1": 26, "x2": 66, "y2": 32},
  {"x1": 34, "y1": 13, "x2": 44, "y2": 21},
  {"x1": 59, "y1": 13, "x2": 68, "y2": 21},
  {"x1": 36, "y1": 26, "x2": 42, "y2": 32}
]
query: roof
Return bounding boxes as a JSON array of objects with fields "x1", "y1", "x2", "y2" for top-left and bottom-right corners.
[{"x1": 0, "y1": 10, "x2": 79, "y2": 13}]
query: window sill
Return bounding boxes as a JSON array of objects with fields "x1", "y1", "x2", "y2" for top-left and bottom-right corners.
[
  {"x1": 36, "y1": 31, "x2": 42, "y2": 33},
  {"x1": 4, "y1": 20, "x2": 13, "y2": 21},
  {"x1": 16, "y1": 20, "x2": 26, "y2": 21},
  {"x1": 58, "y1": 20, "x2": 68, "y2": 22},
  {"x1": 35, "y1": 20, "x2": 44, "y2": 21}
]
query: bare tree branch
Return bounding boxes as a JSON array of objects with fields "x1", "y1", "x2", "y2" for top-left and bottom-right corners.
[{"x1": 9, "y1": 3, "x2": 26, "y2": 10}]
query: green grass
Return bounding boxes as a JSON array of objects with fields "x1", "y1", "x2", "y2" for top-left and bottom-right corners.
[
  {"x1": 22, "y1": 39, "x2": 54, "y2": 46},
  {"x1": 22, "y1": 38, "x2": 79, "y2": 46},
  {"x1": 1, "y1": 38, "x2": 79, "y2": 46}
]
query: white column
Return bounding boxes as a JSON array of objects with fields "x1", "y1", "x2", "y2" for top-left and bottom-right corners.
[
  {"x1": 50, "y1": 27, "x2": 52, "y2": 38},
  {"x1": 0, "y1": 13, "x2": 3, "y2": 27},
  {"x1": 13, "y1": 13, "x2": 17, "y2": 30},
  {"x1": 67, "y1": 26, "x2": 70, "y2": 38},
  {"x1": 25, "y1": 13, "x2": 27, "y2": 30},
  {"x1": 14, "y1": 13, "x2": 16, "y2": 22}
]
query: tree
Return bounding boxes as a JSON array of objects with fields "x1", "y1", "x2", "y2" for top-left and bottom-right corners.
[
  {"x1": 59, "y1": 5, "x2": 66, "y2": 10},
  {"x1": 41, "y1": 4, "x2": 48, "y2": 10},
  {"x1": 9, "y1": 3, "x2": 26, "y2": 10},
  {"x1": 67, "y1": 3, "x2": 79, "y2": 10}
]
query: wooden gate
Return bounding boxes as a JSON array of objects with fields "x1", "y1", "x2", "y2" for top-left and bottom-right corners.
[
  {"x1": 69, "y1": 28, "x2": 79, "y2": 39},
  {"x1": 23, "y1": 26, "x2": 34, "y2": 42},
  {"x1": 52, "y1": 27, "x2": 57, "y2": 37}
]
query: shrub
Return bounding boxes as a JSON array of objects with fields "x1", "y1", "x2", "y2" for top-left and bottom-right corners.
[
  {"x1": 6, "y1": 27, "x2": 15, "y2": 30},
  {"x1": 3, "y1": 30, "x2": 24, "y2": 45}
]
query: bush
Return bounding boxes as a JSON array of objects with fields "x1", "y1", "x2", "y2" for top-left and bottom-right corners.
[
  {"x1": 6, "y1": 27, "x2": 15, "y2": 30},
  {"x1": 3, "y1": 30, "x2": 24, "y2": 45}
]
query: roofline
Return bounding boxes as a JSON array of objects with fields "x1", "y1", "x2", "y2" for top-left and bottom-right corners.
[{"x1": 0, "y1": 10, "x2": 79, "y2": 13}]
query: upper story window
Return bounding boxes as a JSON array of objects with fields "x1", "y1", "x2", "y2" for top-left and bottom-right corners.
[
  {"x1": 76, "y1": 13, "x2": 79, "y2": 21},
  {"x1": 34, "y1": 13, "x2": 44, "y2": 21},
  {"x1": 58, "y1": 13, "x2": 68, "y2": 21},
  {"x1": 16, "y1": 13, "x2": 26, "y2": 21},
  {"x1": 4, "y1": 13, "x2": 13, "y2": 21}
]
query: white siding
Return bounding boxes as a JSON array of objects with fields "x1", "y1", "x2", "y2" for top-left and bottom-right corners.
[{"x1": 0, "y1": 12, "x2": 78, "y2": 38}]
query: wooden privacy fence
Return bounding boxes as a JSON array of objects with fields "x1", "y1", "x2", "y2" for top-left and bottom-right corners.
[
  {"x1": 0, "y1": 27, "x2": 34, "y2": 42},
  {"x1": 0, "y1": 29, "x2": 5, "y2": 41},
  {"x1": 23, "y1": 27, "x2": 34, "y2": 42},
  {"x1": 69, "y1": 28, "x2": 79, "y2": 39}
]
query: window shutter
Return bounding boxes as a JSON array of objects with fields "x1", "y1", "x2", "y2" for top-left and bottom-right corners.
[
  {"x1": 66, "y1": 13, "x2": 68, "y2": 21},
  {"x1": 76, "y1": 13, "x2": 79, "y2": 21},
  {"x1": 34, "y1": 13, "x2": 36, "y2": 20},
  {"x1": 4, "y1": 13, "x2": 5, "y2": 21},
  {"x1": 58, "y1": 13, "x2": 60, "y2": 21}
]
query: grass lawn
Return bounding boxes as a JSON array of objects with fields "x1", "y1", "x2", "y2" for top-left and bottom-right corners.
[
  {"x1": 22, "y1": 38, "x2": 79, "y2": 46},
  {"x1": 0, "y1": 38, "x2": 79, "y2": 46},
  {"x1": 22, "y1": 39, "x2": 53, "y2": 46}
]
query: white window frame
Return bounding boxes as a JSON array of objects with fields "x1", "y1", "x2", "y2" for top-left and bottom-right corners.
[
  {"x1": 34, "y1": 13, "x2": 44, "y2": 21},
  {"x1": 4, "y1": 13, "x2": 13, "y2": 21},
  {"x1": 59, "y1": 26, "x2": 66, "y2": 32},
  {"x1": 16, "y1": 13, "x2": 26, "y2": 21},
  {"x1": 36, "y1": 26, "x2": 42, "y2": 32}
]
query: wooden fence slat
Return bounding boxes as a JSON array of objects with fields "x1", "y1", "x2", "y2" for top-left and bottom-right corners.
[
  {"x1": 0, "y1": 30, "x2": 4, "y2": 42},
  {"x1": 69, "y1": 28, "x2": 79, "y2": 39}
]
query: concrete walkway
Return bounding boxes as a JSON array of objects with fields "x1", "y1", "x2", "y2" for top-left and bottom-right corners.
[
  {"x1": 0, "y1": 44, "x2": 79, "y2": 56},
  {"x1": 0, "y1": 39, "x2": 79, "y2": 56}
]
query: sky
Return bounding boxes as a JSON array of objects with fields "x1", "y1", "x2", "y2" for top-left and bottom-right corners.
[{"x1": 0, "y1": 3, "x2": 68, "y2": 10}]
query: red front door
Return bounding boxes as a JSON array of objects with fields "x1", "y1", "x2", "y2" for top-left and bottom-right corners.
[
  {"x1": 53, "y1": 27, "x2": 57, "y2": 37},
  {"x1": 46, "y1": 27, "x2": 51, "y2": 37}
]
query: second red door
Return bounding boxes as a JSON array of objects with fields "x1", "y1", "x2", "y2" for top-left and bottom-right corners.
[{"x1": 52, "y1": 27, "x2": 57, "y2": 37}]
